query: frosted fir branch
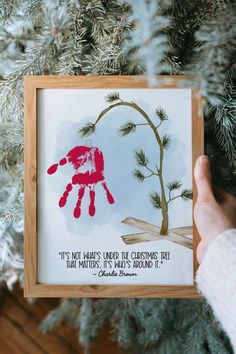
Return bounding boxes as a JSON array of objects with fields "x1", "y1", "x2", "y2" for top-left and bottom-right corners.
[
  {"x1": 0, "y1": 161, "x2": 23, "y2": 190},
  {"x1": 78, "y1": 299, "x2": 93, "y2": 350},
  {"x1": 0, "y1": 119, "x2": 24, "y2": 153},
  {"x1": 195, "y1": 4, "x2": 236, "y2": 167},
  {"x1": 0, "y1": 120, "x2": 24, "y2": 182},
  {"x1": 0, "y1": 0, "x2": 14, "y2": 20},
  {"x1": 56, "y1": 14, "x2": 86, "y2": 75},
  {"x1": 85, "y1": 1, "x2": 111, "y2": 40},
  {"x1": 165, "y1": 0, "x2": 221, "y2": 68},
  {"x1": 75, "y1": 299, "x2": 123, "y2": 351},
  {"x1": 4, "y1": 35, "x2": 54, "y2": 82},
  {"x1": 122, "y1": 0, "x2": 172, "y2": 84},
  {"x1": 21, "y1": 0, "x2": 42, "y2": 19},
  {"x1": 40, "y1": 299, "x2": 81, "y2": 333},
  {"x1": 84, "y1": 0, "x2": 105, "y2": 14},
  {"x1": 84, "y1": 34, "x2": 130, "y2": 75},
  {"x1": 82, "y1": 299, "x2": 119, "y2": 340},
  {"x1": 212, "y1": 105, "x2": 236, "y2": 167},
  {"x1": 86, "y1": 4, "x2": 128, "y2": 41},
  {"x1": 2, "y1": 3, "x2": 35, "y2": 41},
  {"x1": 0, "y1": 172, "x2": 23, "y2": 289},
  {"x1": 0, "y1": 148, "x2": 23, "y2": 174},
  {"x1": 0, "y1": 35, "x2": 54, "y2": 124},
  {"x1": 0, "y1": 83, "x2": 24, "y2": 122},
  {"x1": 196, "y1": 3, "x2": 236, "y2": 103},
  {"x1": 0, "y1": 193, "x2": 24, "y2": 224},
  {"x1": 0, "y1": 1, "x2": 73, "y2": 105},
  {"x1": 132, "y1": 298, "x2": 168, "y2": 347},
  {"x1": 43, "y1": 1, "x2": 71, "y2": 47},
  {"x1": 0, "y1": 3, "x2": 34, "y2": 79},
  {"x1": 112, "y1": 299, "x2": 137, "y2": 348},
  {"x1": 84, "y1": 7, "x2": 131, "y2": 75}
]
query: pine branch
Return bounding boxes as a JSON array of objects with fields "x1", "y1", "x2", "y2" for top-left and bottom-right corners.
[
  {"x1": 83, "y1": 5, "x2": 130, "y2": 75},
  {"x1": 0, "y1": 1, "x2": 234, "y2": 351},
  {"x1": 0, "y1": 193, "x2": 24, "y2": 224},
  {"x1": 132, "y1": 168, "x2": 155, "y2": 183},
  {"x1": 0, "y1": 0, "x2": 14, "y2": 20},
  {"x1": 132, "y1": 169, "x2": 145, "y2": 182},
  {"x1": 118, "y1": 121, "x2": 136, "y2": 136},
  {"x1": 79, "y1": 123, "x2": 96, "y2": 137},
  {"x1": 181, "y1": 189, "x2": 193, "y2": 200},
  {"x1": 56, "y1": 13, "x2": 86, "y2": 75},
  {"x1": 123, "y1": 0, "x2": 173, "y2": 82},
  {"x1": 167, "y1": 180, "x2": 182, "y2": 191},
  {"x1": 105, "y1": 91, "x2": 121, "y2": 103},
  {"x1": 40, "y1": 299, "x2": 81, "y2": 333},
  {"x1": 134, "y1": 148, "x2": 149, "y2": 166},
  {"x1": 155, "y1": 107, "x2": 168, "y2": 122},
  {"x1": 211, "y1": 105, "x2": 236, "y2": 167},
  {"x1": 167, "y1": 186, "x2": 192, "y2": 204},
  {"x1": 196, "y1": 3, "x2": 236, "y2": 103},
  {"x1": 149, "y1": 191, "x2": 162, "y2": 209},
  {"x1": 162, "y1": 134, "x2": 172, "y2": 149}
]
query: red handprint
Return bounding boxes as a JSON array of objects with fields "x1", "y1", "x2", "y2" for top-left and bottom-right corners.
[{"x1": 47, "y1": 146, "x2": 115, "y2": 218}]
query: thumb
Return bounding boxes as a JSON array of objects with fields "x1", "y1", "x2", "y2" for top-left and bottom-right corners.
[{"x1": 194, "y1": 155, "x2": 215, "y2": 203}]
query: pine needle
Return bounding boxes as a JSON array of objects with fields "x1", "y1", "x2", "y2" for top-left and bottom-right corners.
[
  {"x1": 162, "y1": 134, "x2": 172, "y2": 149},
  {"x1": 149, "y1": 191, "x2": 162, "y2": 209},
  {"x1": 79, "y1": 123, "x2": 96, "y2": 137},
  {"x1": 134, "y1": 148, "x2": 149, "y2": 166},
  {"x1": 105, "y1": 91, "x2": 120, "y2": 103},
  {"x1": 181, "y1": 189, "x2": 193, "y2": 200},
  {"x1": 132, "y1": 169, "x2": 145, "y2": 182},
  {"x1": 118, "y1": 121, "x2": 136, "y2": 136},
  {"x1": 155, "y1": 107, "x2": 168, "y2": 122},
  {"x1": 167, "y1": 180, "x2": 182, "y2": 190}
]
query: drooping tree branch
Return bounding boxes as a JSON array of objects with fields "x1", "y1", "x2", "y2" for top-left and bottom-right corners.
[{"x1": 80, "y1": 94, "x2": 170, "y2": 234}]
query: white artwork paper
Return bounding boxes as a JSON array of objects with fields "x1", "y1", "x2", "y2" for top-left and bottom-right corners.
[{"x1": 38, "y1": 88, "x2": 193, "y2": 285}]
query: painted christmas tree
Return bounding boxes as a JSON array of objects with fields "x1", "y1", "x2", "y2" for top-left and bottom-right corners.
[{"x1": 80, "y1": 92, "x2": 193, "y2": 248}]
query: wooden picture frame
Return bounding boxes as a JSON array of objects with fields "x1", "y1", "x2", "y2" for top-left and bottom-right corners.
[{"x1": 24, "y1": 75, "x2": 204, "y2": 298}]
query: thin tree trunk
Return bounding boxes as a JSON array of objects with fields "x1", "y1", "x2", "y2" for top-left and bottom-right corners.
[{"x1": 160, "y1": 208, "x2": 168, "y2": 235}]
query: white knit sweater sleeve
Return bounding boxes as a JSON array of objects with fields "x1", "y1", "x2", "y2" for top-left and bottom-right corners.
[{"x1": 196, "y1": 229, "x2": 236, "y2": 351}]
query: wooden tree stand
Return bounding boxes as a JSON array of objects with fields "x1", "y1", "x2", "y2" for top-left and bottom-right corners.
[{"x1": 121, "y1": 217, "x2": 193, "y2": 249}]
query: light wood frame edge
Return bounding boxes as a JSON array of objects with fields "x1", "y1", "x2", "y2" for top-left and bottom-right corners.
[{"x1": 24, "y1": 75, "x2": 204, "y2": 298}]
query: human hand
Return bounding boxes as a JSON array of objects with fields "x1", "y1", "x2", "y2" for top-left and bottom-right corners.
[{"x1": 194, "y1": 155, "x2": 236, "y2": 263}]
